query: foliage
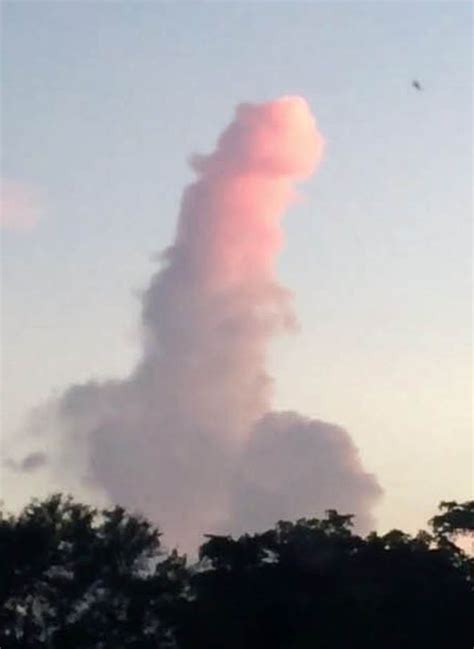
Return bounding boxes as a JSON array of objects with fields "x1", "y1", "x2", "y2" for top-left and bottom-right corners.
[
  {"x1": 1, "y1": 496, "x2": 472, "y2": 648},
  {"x1": 430, "y1": 500, "x2": 474, "y2": 539},
  {"x1": 0, "y1": 495, "x2": 180, "y2": 648}
]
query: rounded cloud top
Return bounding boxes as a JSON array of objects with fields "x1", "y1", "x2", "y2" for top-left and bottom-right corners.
[{"x1": 192, "y1": 96, "x2": 325, "y2": 179}]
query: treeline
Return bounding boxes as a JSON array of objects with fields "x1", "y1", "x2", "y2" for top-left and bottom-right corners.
[{"x1": 1, "y1": 495, "x2": 473, "y2": 648}]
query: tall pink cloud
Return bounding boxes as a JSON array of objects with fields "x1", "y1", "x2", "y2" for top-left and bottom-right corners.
[{"x1": 14, "y1": 97, "x2": 381, "y2": 552}]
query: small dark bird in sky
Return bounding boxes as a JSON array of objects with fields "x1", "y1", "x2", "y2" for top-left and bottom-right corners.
[{"x1": 412, "y1": 80, "x2": 422, "y2": 91}]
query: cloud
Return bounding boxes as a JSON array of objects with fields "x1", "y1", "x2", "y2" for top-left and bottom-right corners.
[
  {"x1": 229, "y1": 412, "x2": 382, "y2": 535},
  {"x1": 14, "y1": 97, "x2": 382, "y2": 552},
  {"x1": 0, "y1": 178, "x2": 44, "y2": 233},
  {"x1": 5, "y1": 451, "x2": 48, "y2": 473}
]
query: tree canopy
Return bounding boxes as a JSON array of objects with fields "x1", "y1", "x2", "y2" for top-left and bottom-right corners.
[{"x1": 1, "y1": 495, "x2": 472, "y2": 648}]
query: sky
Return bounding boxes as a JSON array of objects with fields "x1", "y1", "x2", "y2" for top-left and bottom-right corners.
[{"x1": 1, "y1": 1, "x2": 472, "y2": 540}]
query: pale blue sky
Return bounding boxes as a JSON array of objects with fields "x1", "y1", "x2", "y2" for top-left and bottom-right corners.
[{"x1": 2, "y1": 1, "x2": 472, "y2": 533}]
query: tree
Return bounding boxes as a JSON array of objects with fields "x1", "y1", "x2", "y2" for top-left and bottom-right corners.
[
  {"x1": 1, "y1": 497, "x2": 472, "y2": 649},
  {"x1": 0, "y1": 494, "x2": 185, "y2": 648},
  {"x1": 430, "y1": 500, "x2": 474, "y2": 541},
  {"x1": 175, "y1": 512, "x2": 473, "y2": 649}
]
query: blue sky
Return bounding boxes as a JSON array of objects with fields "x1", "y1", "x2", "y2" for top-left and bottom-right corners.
[{"x1": 2, "y1": 1, "x2": 472, "y2": 533}]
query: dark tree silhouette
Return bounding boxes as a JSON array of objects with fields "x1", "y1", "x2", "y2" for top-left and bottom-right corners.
[
  {"x1": 0, "y1": 494, "x2": 185, "y2": 648},
  {"x1": 430, "y1": 500, "x2": 474, "y2": 542},
  {"x1": 175, "y1": 510, "x2": 473, "y2": 649},
  {"x1": 1, "y1": 496, "x2": 472, "y2": 649}
]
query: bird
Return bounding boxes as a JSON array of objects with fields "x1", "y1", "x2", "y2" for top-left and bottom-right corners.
[{"x1": 412, "y1": 80, "x2": 422, "y2": 91}]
